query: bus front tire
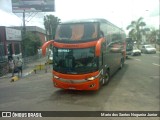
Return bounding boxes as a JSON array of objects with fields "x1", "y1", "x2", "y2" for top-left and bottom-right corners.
[
  {"x1": 119, "y1": 58, "x2": 124, "y2": 69},
  {"x1": 102, "y1": 70, "x2": 110, "y2": 85}
]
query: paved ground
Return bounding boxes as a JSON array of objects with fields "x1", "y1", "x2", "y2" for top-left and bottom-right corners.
[{"x1": 0, "y1": 56, "x2": 49, "y2": 79}]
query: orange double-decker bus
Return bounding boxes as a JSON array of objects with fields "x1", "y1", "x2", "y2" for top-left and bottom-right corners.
[{"x1": 42, "y1": 18, "x2": 126, "y2": 90}]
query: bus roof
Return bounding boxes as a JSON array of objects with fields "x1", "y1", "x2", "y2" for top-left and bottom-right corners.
[{"x1": 62, "y1": 18, "x2": 107, "y2": 23}]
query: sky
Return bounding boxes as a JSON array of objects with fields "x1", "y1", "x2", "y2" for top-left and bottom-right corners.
[{"x1": 0, "y1": 0, "x2": 159, "y2": 33}]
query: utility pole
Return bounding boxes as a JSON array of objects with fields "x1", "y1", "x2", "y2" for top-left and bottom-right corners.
[
  {"x1": 23, "y1": 10, "x2": 26, "y2": 34},
  {"x1": 22, "y1": 10, "x2": 26, "y2": 57}
]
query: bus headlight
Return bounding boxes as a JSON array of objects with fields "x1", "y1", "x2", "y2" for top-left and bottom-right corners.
[
  {"x1": 86, "y1": 77, "x2": 95, "y2": 81},
  {"x1": 53, "y1": 75, "x2": 59, "y2": 79},
  {"x1": 86, "y1": 73, "x2": 100, "y2": 81}
]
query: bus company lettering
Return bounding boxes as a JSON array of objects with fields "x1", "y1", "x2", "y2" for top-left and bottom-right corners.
[
  {"x1": 119, "y1": 113, "x2": 130, "y2": 117},
  {"x1": 131, "y1": 113, "x2": 146, "y2": 117},
  {"x1": 63, "y1": 44, "x2": 79, "y2": 48},
  {"x1": 11, "y1": 112, "x2": 42, "y2": 117},
  {"x1": 28, "y1": 113, "x2": 42, "y2": 117},
  {"x1": 101, "y1": 112, "x2": 111, "y2": 116},
  {"x1": 147, "y1": 113, "x2": 158, "y2": 117}
]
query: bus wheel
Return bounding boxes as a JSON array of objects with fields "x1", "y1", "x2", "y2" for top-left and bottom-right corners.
[
  {"x1": 119, "y1": 58, "x2": 124, "y2": 69},
  {"x1": 103, "y1": 70, "x2": 110, "y2": 85}
]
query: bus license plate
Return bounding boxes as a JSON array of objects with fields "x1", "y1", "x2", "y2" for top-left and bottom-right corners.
[{"x1": 68, "y1": 87, "x2": 76, "y2": 90}]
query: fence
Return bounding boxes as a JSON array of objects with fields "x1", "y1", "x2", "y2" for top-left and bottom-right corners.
[
  {"x1": 0, "y1": 54, "x2": 45, "y2": 77},
  {"x1": 23, "y1": 54, "x2": 39, "y2": 64},
  {"x1": 0, "y1": 61, "x2": 9, "y2": 77}
]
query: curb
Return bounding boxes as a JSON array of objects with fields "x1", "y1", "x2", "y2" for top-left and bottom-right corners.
[{"x1": 10, "y1": 76, "x2": 19, "y2": 82}]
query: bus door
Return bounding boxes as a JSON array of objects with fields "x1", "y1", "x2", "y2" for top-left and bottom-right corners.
[
  {"x1": 106, "y1": 42, "x2": 117, "y2": 75},
  {"x1": 99, "y1": 42, "x2": 108, "y2": 85},
  {"x1": 113, "y1": 41, "x2": 123, "y2": 69}
]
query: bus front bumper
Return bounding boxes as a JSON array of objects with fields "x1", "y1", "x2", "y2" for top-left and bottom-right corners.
[{"x1": 53, "y1": 78, "x2": 100, "y2": 90}]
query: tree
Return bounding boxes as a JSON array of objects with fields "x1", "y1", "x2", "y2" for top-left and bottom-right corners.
[
  {"x1": 126, "y1": 17, "x2": 149, "y2": 47},
  {"x1": 22, "y1": 32, "x2": 42, "y2": 57},
  {"x1": 149, "y1": 28, "x2": 158, "y2": 43},
  {"x1": 147, "y1": 28, "x2": 160, "y2": 47},
  {"x1": 44, "y1": 15, "x2": 61, "y2": 40},
  {"x1": 157, "y1": 29, "x2": 160, "y2": 45}
]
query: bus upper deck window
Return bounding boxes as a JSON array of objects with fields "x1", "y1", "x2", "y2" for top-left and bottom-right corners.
[
  {"x1": 71, "y1": 25, "x2": 84, "y2": 40},
  {"x1": 82, "y1": 24, "x2": 95, "y2": 39},
  {"x1": 59, "y1": 25, "x2": 72, "y2": 39}
]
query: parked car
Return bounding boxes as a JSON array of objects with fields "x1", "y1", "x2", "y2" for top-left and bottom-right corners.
[
  {"x1": 141, "y1": 45, "x2": 156, "y2": 54},
  {"x1": 131, "y1": 46, "x2": 141, "y2": 56}
]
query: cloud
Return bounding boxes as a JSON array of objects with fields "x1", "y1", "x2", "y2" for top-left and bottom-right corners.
[
  {"x1": 150, "y1": 7, "x2": 159, "y2": 17},
  {"x1": 0, "y1": 0, "x2": 12, "y2": 12},
  {"x1": 0, "y1": 0, "x2": 159, "y2": 30},
  {"x1": 0, "y1": 9, "x2": 22, "y2": 26},
  {"x1": 0, "y1": 0, "x2": 22, "y2": 26}
]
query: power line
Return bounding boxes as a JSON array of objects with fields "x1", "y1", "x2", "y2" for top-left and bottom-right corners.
[{"x1": 26, "y1": 12, "x2": 38, "y2": 23}]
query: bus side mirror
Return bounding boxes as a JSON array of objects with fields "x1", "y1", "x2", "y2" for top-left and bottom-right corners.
[{"x1": 41, "y1": 40, "x2": 54, "y2": 56}]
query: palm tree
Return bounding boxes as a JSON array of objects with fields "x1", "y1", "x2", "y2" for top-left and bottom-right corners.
[
  {"x1": 127, "y1": 17, "x2": 149, "y2": 48},
  {"x1": 44, "y1": 15, "x2": 61, "y2": 40}
]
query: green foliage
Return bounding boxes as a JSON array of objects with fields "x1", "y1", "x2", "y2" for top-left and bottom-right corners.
[
  {"x1": 22, "y1": 32, "x2": 42, "y2": 57},
  {"x1": 157, "y1": 39, "x2": 160, "y2": 45},
  {"x1": 44, "y1": 15, "x2": 61, "y2": 40},
  {"x1": 126, "y1": 17, "x2": 149, "y2": 47},
  {"x1": 156, "y1": 29, "x2": 160, "y2": 45},
  {"x1": 145, "y1": 28, "x2": 159, "y2": 44}
]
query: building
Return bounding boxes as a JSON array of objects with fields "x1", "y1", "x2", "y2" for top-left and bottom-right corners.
[
  {"x1": 0, "y1": 26, "x2": 22, "y2": 62},
  {"x1": 25, "y1": 26, "x2": 47, "y2": 43},
  {"x1": 12, "y1": 26, "x2": 47, "y2": 44},
  {"x1": 0, "y1": 26, "x2": 47, "y2": 62}
]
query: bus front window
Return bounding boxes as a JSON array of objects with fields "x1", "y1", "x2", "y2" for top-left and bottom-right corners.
[{"x1": 53, "y1": 47, "x2": 98, "y2": 74}]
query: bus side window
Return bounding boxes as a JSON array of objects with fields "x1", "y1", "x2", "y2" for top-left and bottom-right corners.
[
  {"x1": 99, "y1": 53, "x2": 102, "y2": 66},
  {"x1": 100, "y1": 31, "x2": 104, "y2": 37}
]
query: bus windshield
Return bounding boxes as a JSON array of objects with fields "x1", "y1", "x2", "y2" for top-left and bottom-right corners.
[
  {"x1": 55, "y1": 22, "x2": 98, "y2": 41},
  {"x1": 53, "y1": 47, "x2": 98, "y2": 74}
]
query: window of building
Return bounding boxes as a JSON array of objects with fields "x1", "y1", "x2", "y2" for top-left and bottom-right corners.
[
  {"x1": 0, "y1": 44, "x2": 5, "y2": 62},
  {"x1": 14, "y1": 43, "x2": 20, "y2": 55},
  {"x1": 0, "y1": 34, "x2": 2, "y2": 42}
]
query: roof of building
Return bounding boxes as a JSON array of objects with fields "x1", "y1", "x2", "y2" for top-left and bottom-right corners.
[{"x1": 10, "y1": 26, "x2": 46, "y2": 34}]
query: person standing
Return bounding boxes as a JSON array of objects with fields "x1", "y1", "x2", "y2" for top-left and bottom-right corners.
[
  {"x1": 15, "y1": 57, "x2": 23, "y2": 77},
  {"x1": 8, "y1": 57, "x2": 15, "y2": 77}
]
